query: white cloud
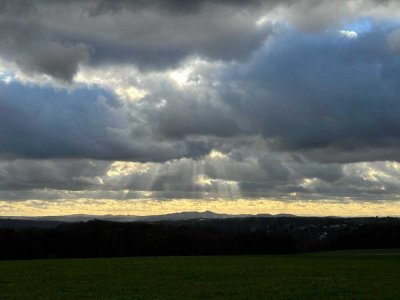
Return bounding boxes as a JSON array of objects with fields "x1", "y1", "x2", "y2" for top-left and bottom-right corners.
[{"x1": 340, "y1": 30, "x2": 358, "y2": 38}]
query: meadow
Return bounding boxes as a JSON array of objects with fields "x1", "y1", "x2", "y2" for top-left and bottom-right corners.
[{"x1": 0, "y1": 250, "x2": 399, "y2": 299}]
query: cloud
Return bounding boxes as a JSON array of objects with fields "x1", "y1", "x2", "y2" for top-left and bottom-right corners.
[
  {"x1": 17, "y1": 42, "x2": 90, "y2": 82},
  {"x1": 0, "y1": 8, "x2": 90, "y2": 82},
  {"x1": 0, "y1": 81, "x2": 213, "y2": 161},
  {"x1": 0, "y1": 0, "x2": 272, "y2": 81},
  {"x1": 1, "y1": 0, "x2": 400, "y2": 81},
  {"x1": 216, "y1": 26, "x2": 400, "y2": 162},
  {"x1": 0, "y1": 159, "x2": 109, "y2": 191},
  {"x1": 145, "y1": 88, "x2": 239, "y2": 139},
  {"x1": 2, "y1": 149, "x2": 400, "y2": 203},
  {"x1": 2, "y1": 0, "x2": 400, "y2": 209}
]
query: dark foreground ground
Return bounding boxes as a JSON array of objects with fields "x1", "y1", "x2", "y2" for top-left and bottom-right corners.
[{"x1": 0, "y1": 250, "x2": 399, "y2": 299}]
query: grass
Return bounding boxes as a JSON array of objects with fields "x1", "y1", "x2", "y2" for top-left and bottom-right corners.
[{"x1": 0, "y1": 250, "x2": 399, "y2": 299}]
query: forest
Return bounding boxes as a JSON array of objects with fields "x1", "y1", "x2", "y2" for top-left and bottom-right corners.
[{"x1": 0, "y1": 217, "x2": 399, "y2": 259}]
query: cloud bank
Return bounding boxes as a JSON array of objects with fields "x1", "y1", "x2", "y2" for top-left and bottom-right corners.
[{"x1": 1, "y1": 0, "x2": 400, "y2": 214}]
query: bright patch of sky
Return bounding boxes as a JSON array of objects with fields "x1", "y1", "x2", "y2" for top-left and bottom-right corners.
[{"x1": 344, "y1": 18, "x2": 373, "y2": 33}]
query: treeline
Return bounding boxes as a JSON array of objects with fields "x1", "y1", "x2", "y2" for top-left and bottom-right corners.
[{"x1": 0, "y1": 217, "x2": 399, "y2": 259}]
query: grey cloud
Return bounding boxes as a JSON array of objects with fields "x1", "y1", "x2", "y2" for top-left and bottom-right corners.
[
  {"x1": 290, "y1": 162, "x2": 343, "y2": 184},
  {"x1": 0, "y1": 159, "x2": 109, "y2": 191},
  {"x1": 387, "y1": 28, "x2": 400, "y2": 52},
  {"x1": 0, "y1": 0, "x2": 272, "y2": 79},
  {"x1": 1, "y1": 0, "x2": 399, "y2": 80},
  {"x1": 1, "y1": 138, "x2": 400, "y2": 203},
  {"x1": 215, "y1": 27, "x2": 400, "y2": 163},
  {"x1": 0, "y1": 81, "x2": 212, "y2": 162},
  {"x1": 0, "y1": 13, "x2": 89, "y2": 82},
  {"x1": 86, "y1": 0, "x2": 264, "y2": 15},
  {"x1": 144, "y1": 89, "x2": 239, "y2": 138},
  {"x1": 53, "y1": 3, "x2": 271, "y2": 70},
  {"x1": 17, "y1": 42, "x2": 90, "y2": 82}
]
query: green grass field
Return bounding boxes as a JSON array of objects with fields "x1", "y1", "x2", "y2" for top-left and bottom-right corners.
[{"x1": 0, "y1": 250, "x2": 399, "y2": 299}]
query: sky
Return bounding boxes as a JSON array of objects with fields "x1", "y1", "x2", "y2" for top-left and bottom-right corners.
[{"x1": 1, "y1": 0, "x2": 400, "y2": 216}]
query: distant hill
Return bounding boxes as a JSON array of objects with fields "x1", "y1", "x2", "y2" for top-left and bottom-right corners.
[
  {"x1": 0, "y1": 219, "x2": 64, "y2": 229},
  {"x1": 0, "y1": 211, "x2": 297, "y2": 225}
]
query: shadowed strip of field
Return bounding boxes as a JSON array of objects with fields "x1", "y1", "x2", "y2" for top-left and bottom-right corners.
[
  {"x1": 307, "y1": 248, "x2": 400, "y2": 256},
  {"x1": 0, "y1": 250, "x2": 399, "y2": 299}
]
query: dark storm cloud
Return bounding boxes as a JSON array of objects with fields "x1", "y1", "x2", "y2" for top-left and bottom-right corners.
[
  {"x1": 55, "y1": 0, "x2": 400, "y2": 17},
  {"x1": 0, "y1": 0, "x2": 272, "y2": 79},
  {"x1": 52, "y1": 3, "x2": 271, "y2": 71},
  {"x1": 0, "y1": 0, "x2": 398, "y2": 80},
  {"x1": 0, "y1": 81, "x2": 212, "y2": 161},
  {"x1": 18, "y1": 42, "x2": 90, "y2": 82},
  {"x1": 144, "y1": 88, "x2": 239, "y2": 138},
  {"x1": 217, "y1": 27, "x2": 400, "y2": 162},
  {"x1": 0, "y1": 11, "x2": 90, "y2": 82},
  {"x1": 84, "y1": 0, "x2": 266, "y2": 16},
  {"x1": 0, "y1": 159, "x2": 109, "y2": 191}
]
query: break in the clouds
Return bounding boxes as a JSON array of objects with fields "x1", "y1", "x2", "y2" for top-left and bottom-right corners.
[{"x1": 1, "y1": 0, "x2": 400, "y2": 215}]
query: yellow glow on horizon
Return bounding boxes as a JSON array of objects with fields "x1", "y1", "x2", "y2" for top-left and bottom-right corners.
[{"x1": 0, "y1": 198, "x2": 399, "y2": 217}]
